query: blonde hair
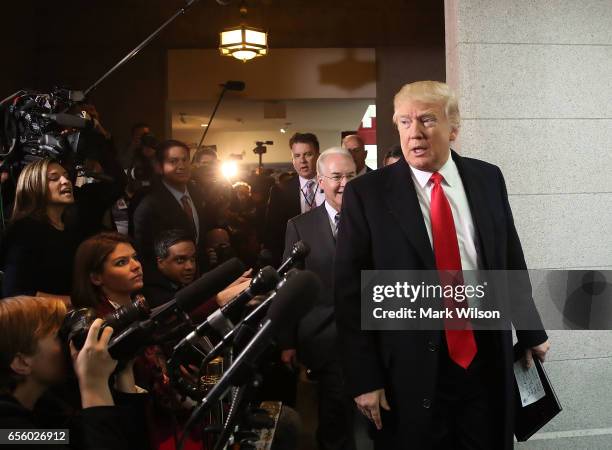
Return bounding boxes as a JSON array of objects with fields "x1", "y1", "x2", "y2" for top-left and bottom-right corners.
[
  {"x1": 0, "y1": 296, "x2": 67, "y2": 392},
  {"x1": 392, "y1": 81, "x2": 460, "y2": 131},
  {"x1": 11, "y1": 159, "x2": 56, "y2": 223}
]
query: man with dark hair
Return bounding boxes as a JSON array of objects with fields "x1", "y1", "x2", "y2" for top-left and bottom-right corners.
[
  {"x1": 264, "y1": 132, "x2": 324, "y2": 265},
  {"x1": 142, "y1": 229, "x2": 197, "y2": 307},
  {"x1": 133, "y1": 139, "x2": 209, "y2": 265}
]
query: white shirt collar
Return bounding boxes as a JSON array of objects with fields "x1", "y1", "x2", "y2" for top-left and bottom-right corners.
[
  {"x1": 324, "y1": 200, "x2": 339, "y2": 220},
  {"x1": 299, "y1": 175, "x2": 318, "y2": 189},
  {"x1": 408, "y1": 150, "x2": 459, "y2": 188},
  {"x1": 162, "y1": 180, "x2": 189, "y2": 203}
]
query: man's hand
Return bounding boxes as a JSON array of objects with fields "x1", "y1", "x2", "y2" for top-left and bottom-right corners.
[
  {"x1": 354, "y1": 388, "x2": 390, "y2": 430},
  {"x1": 281, "y1": 349, "x2": 297, "y2": 370},
  {"x1": 523, "y1": 339, "x2": 551, "y2": 369},
  {"x1": 215, "y1": 278, "x2": 251, "y2": 306}
]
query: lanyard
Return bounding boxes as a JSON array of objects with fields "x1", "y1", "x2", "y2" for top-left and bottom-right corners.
[{"x1": 300, "y1": 181, "x2": 319, "y2": 209}]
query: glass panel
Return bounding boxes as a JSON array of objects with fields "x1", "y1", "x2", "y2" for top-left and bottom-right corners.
[
  {"x1": 220, "y1": 29, "x2": 243, "y2": 46},
  {"x1": 245, "y1": 29, "x2": 267, "y2": 46}
]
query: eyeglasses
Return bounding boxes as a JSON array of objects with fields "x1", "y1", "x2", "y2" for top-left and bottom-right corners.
[{"x1": 320, "y1": 173, "x2": 356, "y2": 183}]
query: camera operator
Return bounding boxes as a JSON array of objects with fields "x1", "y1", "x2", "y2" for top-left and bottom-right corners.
[
  {"x1": 121, "y1": 123, "x2": 151, "y2": 170},
  {"x1": 0, "y1": 296, "x2": 146, "y2": 450}
]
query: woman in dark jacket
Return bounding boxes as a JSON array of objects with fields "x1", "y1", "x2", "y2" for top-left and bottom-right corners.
[{"x1": 1, "y1": 156, "x2": 125, "y2": 299}]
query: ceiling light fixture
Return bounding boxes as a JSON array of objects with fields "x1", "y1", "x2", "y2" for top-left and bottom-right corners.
[{"x1": 219, "y1": 2, "x2": 268, "y2": 62}]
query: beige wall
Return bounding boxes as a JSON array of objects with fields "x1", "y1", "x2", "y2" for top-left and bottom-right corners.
[
  {"x1": 445, "y1": 1, "x2": 612, "y2": 447},
  {"x1": 168, "y1": 48, "x2": 376, "y2": 101}
]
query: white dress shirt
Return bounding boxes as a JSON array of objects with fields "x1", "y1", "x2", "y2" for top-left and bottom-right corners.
[
  {"x1": 408, "y1": 152, "x2": 481, "y2": 270},
  {"x1": 162, "y1": 180, "x2": 200, "y2": 241},
  {"x1": 299, "y1": 176, "x2": 325, "y2": 214}
]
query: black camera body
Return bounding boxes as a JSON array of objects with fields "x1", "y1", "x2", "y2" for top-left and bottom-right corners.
[
  {"x1": 0, "y1": 88, "x2": 100, "y2": 170},
  {"x1": 253, "y1": 140, "x2": 273, "y2": 155},
  {"x1": 59, "y1": 296, "x2": 151, "y2": 360}
]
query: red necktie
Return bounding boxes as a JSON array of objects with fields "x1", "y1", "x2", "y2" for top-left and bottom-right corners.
[{"x1": 429, "y1": 172, "x2": 477, "y2": 369}]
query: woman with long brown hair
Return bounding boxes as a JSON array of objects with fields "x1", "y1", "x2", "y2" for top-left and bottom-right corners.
[
  {"x1": 72, "y1": 232, "x2": 144, "y2": 314},
  {"x1": 1, "y1": 159, "x2": 79, "y2": 299},
  {"x1": 1, "y1": 150, "x2": 126, "y2": 299}
]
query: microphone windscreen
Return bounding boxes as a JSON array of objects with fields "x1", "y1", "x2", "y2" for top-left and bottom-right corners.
[
  {"x1": 250, "y1": 266, "x2": 281, "y2": 296},
  {"x1": 43, "y1": 113, "x2": 92, "y2": 129},
  {"x1": 292, "y1": 241, "x2": 310, "y2": 259},
  {"x1": 175, "y1": 257, "x2": 245, "y2": 312},
  {"x1": 224, "y1": 80, "x2": 246, "y2": 91},
  {"x1": 266, "y1": 270, "x2": 319, "y2": 333}
]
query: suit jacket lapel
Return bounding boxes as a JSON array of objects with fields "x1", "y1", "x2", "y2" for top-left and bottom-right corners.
[
  {"x1": 384, "y1": 159, "x2": 436, "y2": 269},
  {"x1": 314, "y1": 204, "x2": 336, "y2": 252},
  {"x1": 452, "y1": 150, "x2": 496, "y2": 269}
]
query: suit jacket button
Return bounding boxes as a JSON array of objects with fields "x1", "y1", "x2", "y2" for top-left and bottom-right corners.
[
  {"x1": 422, "y1": 398, "x2": 431, "y2": 409},
  {"x1": 427, "y1": 341, "x2": 437, "y2": 352}
]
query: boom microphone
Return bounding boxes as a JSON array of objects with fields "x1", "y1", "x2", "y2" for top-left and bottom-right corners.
[
  {"x1": 222, "y1": 80, "x2": 246, "y2": 91},
  {"x1": 41, "y1": 113, "x2": 92, "y2": 129}
]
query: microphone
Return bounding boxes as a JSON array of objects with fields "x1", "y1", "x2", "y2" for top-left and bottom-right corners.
[
  {"x1": 277, "y1": 241, "x2": 310, "y2": 276},
  {"x1": 222, "y1": 80, "x2": 246, "y2": 91},
  {"x1": 173, "y1": 266, "x2": 280, "y2": 350},
  {"x1": 252, "y1": 249, "x2": 274, "y2": 274},
  {"x1": 107, "y1": 258, "x2": 245, "y2": 360},
  {"x1": 175, "y1": 257, "x2": 245, "y2": 312},
  {"x1": 183, "y1": 271, "x2": 318, "y2": 430},
  {"x1": 149, "y1": 257, "x2": 246, "y2": 320},
  {"x1": 40, "y1": 113, "x2": 92, "y2": 129},
  {"x1": 173, "y1": 268, "x2": 306, "y2": 373}
]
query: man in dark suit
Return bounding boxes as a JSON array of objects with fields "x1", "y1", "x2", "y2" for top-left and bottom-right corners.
[
  {"x1": 335, "y1": 81, "x2": 550, "y2": 450},
  {"x1": 264, "y1": 132, "x2": 325, "y2": 265},
  {"x1": 282, "y1": 147, "x2": 357, "y2": 450},
  {"x1": 133, "y1": 139, "x2": 208, "y2": 265},
  {"x1": 142, "y1": 228, "x2": 197, "y2": 307},
  {"x1": 342, "y1": 134, "x2": 373, "y2": 176}
]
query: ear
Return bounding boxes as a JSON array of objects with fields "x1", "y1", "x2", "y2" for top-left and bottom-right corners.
[
  {"x1": 156, "y1": 257, "x2": 166, "y2": 269},
  {"x1": 89, "y1": 272, "x2": 103, "y2": 287},
  {"x1": 449, "y1": 126, "x2": 459, "y2": 142},
  {"x1": 10, "y1": 353, "x2": 33, "y2": 377}
]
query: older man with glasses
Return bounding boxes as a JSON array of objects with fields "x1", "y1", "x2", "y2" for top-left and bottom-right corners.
[{"x1": 280, "y1": 147, "x2": 357, "y2": 450}]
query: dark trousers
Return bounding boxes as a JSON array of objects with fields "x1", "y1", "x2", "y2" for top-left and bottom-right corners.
[
  {"x1": 314, "y1": 360, "x2": 356, "y2": 450},
  {"x1": 431, "y1": 335, "x2": 498, "y2": 450}
]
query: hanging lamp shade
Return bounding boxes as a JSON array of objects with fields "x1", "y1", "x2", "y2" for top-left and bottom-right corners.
[{"x1": 219, "y1": 25, "x2": 268, "y2": 62}]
